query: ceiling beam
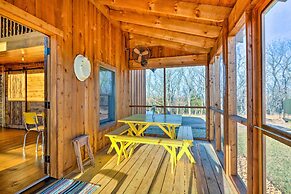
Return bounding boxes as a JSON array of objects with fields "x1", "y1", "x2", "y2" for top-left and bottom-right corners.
[
  {"x1": 228, "y1": 0, "x2": 261, "y2": 35},
  {"x1": 0, "y1": 32, "x2": 45, "y2": 51},
  {"x1": 129, "y1": 54, "x2": 208, "y2": 69},
  {"x1": 110, "y1": 10, "x2": 221, "y2": 38},
  {"x1": 209, "y1": 28, "x2": 223, "y2": 63},
  {"x1": 122, "y1": 23, "x2": 216, "y2": 48},
  {"x1": 129, "y1": 34, "x2": 210, "y2": 54},
  {"x1": 0, "y1": 46, "x2": 44, "y2": 64},
  {"x1": 209, "y1": 0, "x2": 261, "y2": 63},
  {"x1": 89, "y1": 0, "x2": 120, "y2": 27},
  {"x1": 96, "y1": 0, "x2": 232, "y2": 22}
]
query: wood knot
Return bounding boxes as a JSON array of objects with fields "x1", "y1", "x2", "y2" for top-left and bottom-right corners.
[
  {"x1": 148, "y1": 2, "x2": 154, "y2": 11},
  {"x1": 195, "y1": 9, "x2": 201, "y2": 17},
  {"x1": 155, "y1": 17, "x2": 161, "y2": 25},
  {"x1": 174, "y1": 4, "x2": 178, "y2": 13}
]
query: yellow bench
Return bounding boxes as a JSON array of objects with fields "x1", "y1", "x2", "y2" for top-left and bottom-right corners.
[
  {"x1": 177, "y1": 125, "x2": 195, "y2": 163},
  {"x1": 106, "y1": 125, "x2": 130, "y2": 154},
  {"x1": 105, "y1": 126, "x2": 195, "y2": 172}
]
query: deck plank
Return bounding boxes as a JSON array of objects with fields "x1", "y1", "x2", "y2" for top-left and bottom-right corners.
[
  {"x1": 197, "y1": 142, "x2": 221, "y2": 194},
  {"x1": 173, "y1": 155, "x2": 185, "y2": 194},
  {"x1": 136, "y1": 146, "x2": 166, "y2": 194},
  {"x1": 123, "y1": 145, "x2": 161, "y2": 193},
  {"x1": 203, "y1": 142, "x2": 237, "y2": 194},
  {"x1": 114, "y1": 145, "x2": 153, "y2": 193},
  {"x1": 192, "y1": 141, "x2": 210, "y2": 194},
  {"x1": 184, "y1": 154, "x2": 198, "y2": 194},
  {"x1": 97, "y1": 144, "x2": 151, "y2": 193},
  {"x1": 148, "y1": 154, "x2": 170, "y2": 194},
  {"x1": 160, "y1": 153, "x2": 176, "y2": 194},
  {"x1": 112, "y1": 144, "x2": 154, "y2": 193}
]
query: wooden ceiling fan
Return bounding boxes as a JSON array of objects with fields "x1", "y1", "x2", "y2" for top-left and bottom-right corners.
[{"x1": 132, "y1": 46, "x2": 150, "y2": 67}]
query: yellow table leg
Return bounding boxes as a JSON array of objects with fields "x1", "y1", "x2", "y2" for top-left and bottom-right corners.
[
  {"x1": 136, "y1": 123, "x2": 151, "y2": 136},
  {"x1": 128, "y1": 122, "x2": 139, "y2": 135},
  {"x1": 117, "y1": 142, "x2": 125, "y2": 165},
  {"x1": 158, "y1": 124, "x2": 172, "y2": 139},
  {"x1": 177, "y1": 143, "x2": 195, "y2": 163},
  {"x1": 162, "y1": 145, "x2": 177, "y2": 173}
]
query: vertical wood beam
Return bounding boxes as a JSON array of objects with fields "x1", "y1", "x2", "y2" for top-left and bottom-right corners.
[
  {"x1": 49, "y1": 35, "x2": 62, "y2": 178},
  {"x1": 214, "y1": 56, "x2": 221, "y2": 151},
  {"x1": 163, "y1": 68, "x2": 166, "y2": 114},
  {"x1": 206, "y1": 63, "x2": 210, "y2": 140},
  {"x1": 24, "y1": 70, "x2": 28, "y2": 112},
  {"x1": 222, "y1": 20, "x2": 231, "y2": 175},
  {"x1": 228, "y1": 36, "x2": 238, "y2": 175},
  {"x1": 246, "y1": 8, "x2": 263, "y2": 194},
  {"x1": 209, "y1": 64, "x2": 215, "y2": 141},
  {"x1": 1, "y1": 67, "x2": 5, "y2": 127}
]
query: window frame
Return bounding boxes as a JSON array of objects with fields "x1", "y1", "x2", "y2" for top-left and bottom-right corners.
[
  {"x1": 261, "y1": 0, "x2": 291, "y2": 142},
  {"x1": 99, "y1": 64, "x2": 116, "y2": 126}
]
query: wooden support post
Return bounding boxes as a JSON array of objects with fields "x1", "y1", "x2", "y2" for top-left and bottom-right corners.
[
  {"x1": 246, "y1": 8, "x2": 263, "y2": 194},
  {"x1": 163, "y1": 68, "x2": 166, "y2": 114},
  {"x1": 24, "y1": 70, "x2": 28, "y2": 112},
  {"x1": 228, "y1": 36, "x2": 238, "y2": 175},
  {"x1": 205, "y1": 64, "x2": 210, "y2": 140},
  {"x1": 209, "y1": 64, "x2": 215, "y2": 141},
  {"x1": 214, "y1": 57, "x2": 221, "y2": 151},
  {"x1": 222, "y1": 20, "x2": 231, "y2": 175}
]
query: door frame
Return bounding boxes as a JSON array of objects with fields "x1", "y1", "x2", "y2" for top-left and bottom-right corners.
[{"x1": 0, "y1": 1, "x2": 64, "y2": 178}]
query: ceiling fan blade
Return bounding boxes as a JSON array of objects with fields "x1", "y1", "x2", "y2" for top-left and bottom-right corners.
[
  {"x1": 141, "y1": 50, "x2": 149, "y2": 55},
  {"x1": 134, "y1": 48, "x2": 141, "y2": 55},
  {"x1": 138, "y1": 55, "x2": 142, "y2": 63}
]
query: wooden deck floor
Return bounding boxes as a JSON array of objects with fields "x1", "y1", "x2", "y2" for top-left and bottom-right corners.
[{"x1": 70, "y1": 141, "x2": 237, "y2": 194}]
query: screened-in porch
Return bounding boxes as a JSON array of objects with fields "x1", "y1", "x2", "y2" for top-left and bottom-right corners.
[{"x1": 0, "y1": 0, "x2": 290, "y2": 193}]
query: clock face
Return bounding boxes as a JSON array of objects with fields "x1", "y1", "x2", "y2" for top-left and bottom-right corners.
[{"x1": 74, "y1": 54, "x2": 91, "y2": 81}]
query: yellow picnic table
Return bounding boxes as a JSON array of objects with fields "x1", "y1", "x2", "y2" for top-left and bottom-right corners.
[{"x1": 118, "y1": 114, "x2": 182, "y2": 139}]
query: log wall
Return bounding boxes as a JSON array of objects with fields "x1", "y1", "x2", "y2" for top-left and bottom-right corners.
[{"x1": 3, "y1": 0, "x2": 130, "y2": 177}]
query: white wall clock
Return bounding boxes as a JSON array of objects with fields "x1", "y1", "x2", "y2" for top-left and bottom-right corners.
[{"x1": 73, "y1": 54, "x2": 91, "y2": 81}]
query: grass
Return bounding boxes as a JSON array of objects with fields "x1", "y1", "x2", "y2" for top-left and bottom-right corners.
[
  {"x1": 237, "y1": 124, "x2": 291, "y2": 193},
  {"x1": 265, "y1": 136, "x2": 291, "y2": 193}
]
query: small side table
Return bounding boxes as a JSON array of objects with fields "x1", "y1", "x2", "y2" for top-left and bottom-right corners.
[{"x1": 72, "y1": 135, "x2": 95, "y2": 173}]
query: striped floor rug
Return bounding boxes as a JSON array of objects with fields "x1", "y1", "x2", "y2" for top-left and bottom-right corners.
[{"x1": 38, "y1": 178, "x2": 100, "y2": 194}]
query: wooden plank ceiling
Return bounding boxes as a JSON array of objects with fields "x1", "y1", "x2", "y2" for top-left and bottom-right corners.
[{"x1": 93, "y1": 0, "x2": 237, "y2": 68}]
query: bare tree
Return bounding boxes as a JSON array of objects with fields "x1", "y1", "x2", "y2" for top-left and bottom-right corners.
[{"x1": 265, "y1": 40, "x2": 291, "y2": 116}]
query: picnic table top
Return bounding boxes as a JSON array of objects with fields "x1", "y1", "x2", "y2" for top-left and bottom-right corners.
[{"x1": 118, "y1": 114, "x2": 182, "y2": 126}]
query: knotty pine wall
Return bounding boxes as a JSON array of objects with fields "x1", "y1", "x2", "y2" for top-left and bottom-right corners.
[{"x1": 4, "y1": 0, "x2": 130, "y2": 177}]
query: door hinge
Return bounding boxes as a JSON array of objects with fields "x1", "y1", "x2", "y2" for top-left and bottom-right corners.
[
  {"x1": 45, "y1": 101, "x2": 50, "y2": 109},
  {"x1": 44, "y1": 155, "x2": 50, "y2": 163},
  {"x1": 44, "y1": 47, "x2": 51, "y2": 55}
]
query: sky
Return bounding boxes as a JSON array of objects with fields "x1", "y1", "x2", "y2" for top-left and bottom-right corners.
[{"x1": 264, "y1": 0, "x2": 291, "y2": 45}]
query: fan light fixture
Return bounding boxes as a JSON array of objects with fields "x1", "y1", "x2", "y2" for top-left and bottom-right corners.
[{"x1": 74, "y1": 54, "x2": 91, "y2": 81}]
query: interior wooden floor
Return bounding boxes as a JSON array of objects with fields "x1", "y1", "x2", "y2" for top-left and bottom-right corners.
[
  {"x1": 0, "y1": 128, "x2": 45, "y2": 193},
  {"x1": 69, "y1": 141, "x2": 237, "y2": 194}
]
